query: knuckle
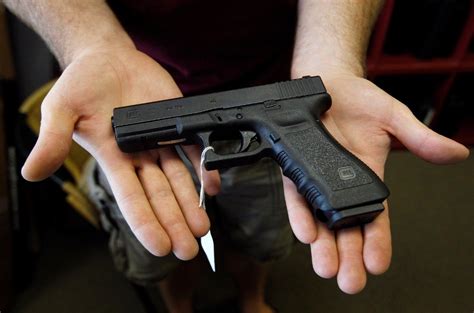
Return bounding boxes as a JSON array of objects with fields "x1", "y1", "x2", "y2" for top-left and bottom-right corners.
[
  {"x1": 118, "y1": 190, "x2": 141, "y2": 208},
  {"x1": 162, "y1": 216, "x2": 185, "y2": 233},
  {"x1": 134, "y1": 222, "x2": 171, "y2": 257},
  {"x1": 148, "y1": 187, "x2": 174, "y2": 203},
  {"x1": 167, "y1": 168, "x2": 190, "y2": 182}
]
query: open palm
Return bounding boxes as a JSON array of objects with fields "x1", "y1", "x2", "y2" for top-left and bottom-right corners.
[
  {"x1": 22, "y1": 48, "x2": 220, "y2": 260},
  {"x1": 284, "y1": 73, "x2": 469, "y2": 294}
]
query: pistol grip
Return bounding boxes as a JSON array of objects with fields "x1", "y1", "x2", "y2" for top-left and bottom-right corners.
[{"x1": 272, "y1": 122, "x2": 389, "y2": 230}]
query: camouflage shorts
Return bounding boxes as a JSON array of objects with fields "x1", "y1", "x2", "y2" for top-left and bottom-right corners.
[{"x1": 85, "y1": 150, "x2": 294, "y2": 286}]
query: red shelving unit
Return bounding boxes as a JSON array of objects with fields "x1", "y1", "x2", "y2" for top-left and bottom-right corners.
[{"x1": 367, "y1": 0, "x2": 474, "y2": 147}]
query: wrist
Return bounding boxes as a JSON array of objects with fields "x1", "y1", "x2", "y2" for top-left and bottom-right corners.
[
  {"x1": 4, "y1": 0, "x2": 137, "y2": 68},
  {"x1": 291, "y1": 53, "x2": 366, "y2": 80},
  {"x1": 60, "y1": 28, "x2": 135, "y2": 68},
  {"x1": 291, "y1": 0, "x2": 383, "y2": 80}
]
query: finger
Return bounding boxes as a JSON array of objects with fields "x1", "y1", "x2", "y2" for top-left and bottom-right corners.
[
  {"x1": 310, "y1": 221, "x2": 338, "y2": 278},
  {"x1": 388, "y1": 99, "x2": 469, "y2": 164},
  {"x1": 336, "y1": 227, "x2": 366, "y2": 294},
  {"x1": 363, "y1": 202, "x2": 392, "y2": 275},
  {"x1": 282, "y1": 176, "x2": 317, "y2": 244},
  {"x1": 22, "y1": 92, "x2": 76, "y2": 181},
  {"x1": 138, "y1": 150, "x2": 199, "y2": 260},
  {"x1": 159, "y1": 148, "x2": 210, "y2": 237},
  {"x1": 97, "y1": 147, "x2": 172, "y2": 257},
  {"x1": 352, "y1": 157, "x2": 392, "y2": 275},
  {"x1": 182, "y1": 145, "x2": 221, "y2": 196}
]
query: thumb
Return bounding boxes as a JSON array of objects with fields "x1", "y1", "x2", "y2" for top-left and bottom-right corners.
[
  {"x1": 388, "y1": 99, "x2": 469, "y2": 164},
  {"x1": 22, "y1": 92, "x2": 76, "y2": 181}
]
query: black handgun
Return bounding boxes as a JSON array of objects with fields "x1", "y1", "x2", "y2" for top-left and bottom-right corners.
[{"x1": 112, "y1": 76, "x2": 389, "y2": 230}]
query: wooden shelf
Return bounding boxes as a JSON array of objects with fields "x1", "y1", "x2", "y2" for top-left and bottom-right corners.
[{"x1": 368, "y1": 53, "x2": 474, "y2": 75}]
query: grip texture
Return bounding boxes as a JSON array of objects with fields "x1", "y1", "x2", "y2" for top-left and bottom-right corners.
[
  {"x1": 272, "y1": 122, "x2": 388, "y2": 228},
  {"x1": 283, "y1": 127, "x2": 372, "y2": 191}
]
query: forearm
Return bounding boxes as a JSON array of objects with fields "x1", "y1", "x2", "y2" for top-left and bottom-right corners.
[
  {"x1": 3, "y1": 0, "x2": 134, "y2": 68},
  {"x1": 292, "y1": 0, "x2": 383, "y2": 78}
]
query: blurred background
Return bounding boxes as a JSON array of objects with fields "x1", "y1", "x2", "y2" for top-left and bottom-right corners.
[{"x1": 0, "y1": 0, "x2": 473, "y2": 312}]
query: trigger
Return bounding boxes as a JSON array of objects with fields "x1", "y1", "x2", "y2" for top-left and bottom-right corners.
[{"x1": 239, "y1": 131, "x2": 258, "y2": 152}]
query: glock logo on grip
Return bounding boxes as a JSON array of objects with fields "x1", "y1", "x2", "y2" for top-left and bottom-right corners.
[{"x1": 338, "y1": 166, "x2": 356, "y2": 181}]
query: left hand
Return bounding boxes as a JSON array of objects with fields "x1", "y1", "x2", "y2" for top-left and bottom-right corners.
[{"x1": 283, "y1": 70, "x2": 469, "y2": 294}]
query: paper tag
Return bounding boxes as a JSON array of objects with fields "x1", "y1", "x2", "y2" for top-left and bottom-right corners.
[
  {"x1": 201, "y1": 230, "x2": 215, "y2": 272},
  {"x1": 199, "y1": 146, "x2": 216, "y2": 272}
]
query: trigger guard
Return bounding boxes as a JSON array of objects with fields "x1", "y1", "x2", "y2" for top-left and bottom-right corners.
[{"x1": 203, "y1": 139, "x2": 271, "y2": 170}]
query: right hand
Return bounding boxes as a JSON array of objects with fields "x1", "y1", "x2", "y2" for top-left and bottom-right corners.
[{"x1": 22, "y1": 46, "x2": 221, "y2": 260}]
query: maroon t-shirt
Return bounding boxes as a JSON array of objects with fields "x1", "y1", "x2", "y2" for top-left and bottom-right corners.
[{"x1": 108, "y1": 0, "x2": 297, "y2": 95}]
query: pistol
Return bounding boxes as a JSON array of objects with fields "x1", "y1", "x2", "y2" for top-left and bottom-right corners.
[{"x1": 112, "y1": 76, "x2": 389, "y2": 230}]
